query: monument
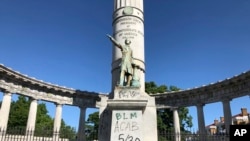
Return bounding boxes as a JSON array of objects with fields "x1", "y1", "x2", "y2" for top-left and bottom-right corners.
[{"x1": 98, "y1": 0, "x2": 158, "y2": 141}]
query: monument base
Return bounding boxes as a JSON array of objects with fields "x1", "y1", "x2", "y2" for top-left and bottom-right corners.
[{"x1": 98, "y1": 87, "x2": 158, "y2": 141}]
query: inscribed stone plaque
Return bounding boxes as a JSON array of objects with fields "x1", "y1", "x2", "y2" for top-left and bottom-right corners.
[
  {"x1": 111, "y1": 110, "x2": 142, "y2": 141},
  {"x1": 114, "y1": 88, "x2": 140, "y2": 99}
]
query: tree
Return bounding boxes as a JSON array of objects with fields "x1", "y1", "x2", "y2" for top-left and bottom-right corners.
[
  {"x1": 60, "y1": 119, "x2": 76, "y2": 139},
  {"x1": 86, "y1": 111, "x2": 99, "y2": 140},
  {"x1": 4, "y1": 96, "x2": 76, "y2": 138},
  {"x1": 87, "y1": 82, "x2": 193, "y2": 140},
  {"x1": 145, "y1": 81, "x2": 167, "y2": 94},
  {"x1": 8, "y1": 96, "x2": 30, "y2": 128},
  {"x1": 35, "y1": 103, "x2": 54, "y2": 130},
  {"x1": 87, "y1": 111, "x2": 99, "y2": 132},
  {"x1": 146, "y1": 81, "x2": 193, "y2": 141}
]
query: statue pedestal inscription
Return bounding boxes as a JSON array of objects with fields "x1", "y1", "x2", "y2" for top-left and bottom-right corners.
[
  {"x1": 98, "y1": 87, "x2": 157, "y2": 141},
  {"x1": 111, "y1": 110, "x2": 142, "y2": 141}
]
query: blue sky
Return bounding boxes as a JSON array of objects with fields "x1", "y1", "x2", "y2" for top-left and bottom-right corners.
[{"x1": 0, "y1": 0, "x2": 250, "y2": 131}]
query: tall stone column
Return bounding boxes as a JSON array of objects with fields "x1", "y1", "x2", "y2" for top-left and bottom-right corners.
[
  {"x1": 111, "y1": 0, "x2": 145, "y2": 91},
  {"x1": 172, "y1": 108, "x2": 181, "y2": 141},
  {"x1": 25, "y1": 98, "x2": 38, "y2": 140},
  {"x1": 99, "y1": 0, "x2": 157, "y2": 140},
  {"x1": 196, "y1": 103, "x2": 207, "y2": 140},
  {"x1": 77, "y1": 106, "x2": 86, "y2": 141},
  {"x1": 222, "y1": 98, "x2": 232, "y2": 134},
  {"x1": 0, "y1": 91, "x2": 12, "y2": 133},
  {"x1": 53, "y1": 103, "x2": 63, "y2": 141}
]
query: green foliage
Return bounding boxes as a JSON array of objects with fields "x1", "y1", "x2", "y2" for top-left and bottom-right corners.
[
  {"x1": 35, "y1": 103, "x2": 54, "y2": 130},
  {"x1": 178, "y1": 107, "x2": 193, "y2": 130},
  {"x1": 86, "y1": 111, "x2": 99, "y2": 140},
  {"x1": 5, "y1": 96, "x2": 76, "y2": 138},
  {"x1": 8, "y1": 96, "x2": 30, "y2": 127},
  {"x1": 86, "y1": 81, "x2": 193, "y2": 140},
  {"x1": 145, "y1": 82, "x2": 193, "y2": 132},
  {"x1": 60, "y1": 120, "x2": 76, "y2": 139},
  {"x1": 145, "y1": 81, "x2": 168, "y2": 94},
  {"x1": 87, "y1": 111, "x2": 99, "y2": 130}
]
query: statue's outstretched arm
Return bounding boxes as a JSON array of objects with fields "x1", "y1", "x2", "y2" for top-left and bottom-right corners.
[{"x1": 106, "y1": 34, "x2": 122, "y2": 49}]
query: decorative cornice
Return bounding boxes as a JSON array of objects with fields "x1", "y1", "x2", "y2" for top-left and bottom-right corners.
[
  {"x1": 1, "y1": 64, "x2": 249, "y2": 109},
  {"x1": 0, "y1": 64, "x2": 108, "y2": 108},
  {"x1": 152, "y1": 70, "x2": 250, "y2": 108}
]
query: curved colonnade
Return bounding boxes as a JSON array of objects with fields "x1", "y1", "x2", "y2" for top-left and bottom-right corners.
[
  {"x1": 0, "y1": 64, "x2": 107, "y2": 140},
  {"x1": 0, "y1": 63, "x2": 250, "y2": 139},
  {"x1": 152, "y1": 70, "x2": 250, "y2": 134}
]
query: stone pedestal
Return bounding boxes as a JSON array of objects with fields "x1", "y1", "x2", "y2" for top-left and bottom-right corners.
[
  {"x1": 110, "y1": 110, "x2": 143, "y2": 140},
  {"x1": 98, "y1": 87, "x2": 157, "y2": 141}
]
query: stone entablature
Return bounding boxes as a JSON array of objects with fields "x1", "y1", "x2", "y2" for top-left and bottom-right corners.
[
  {"x1": 1, "y1": 64, "x2": 249, "y2": 139},
  {"x1": 152, "y1": 70, "x2": 250, "y2": 107},
  {"x1": 1, "y1": 63, "x2": 250, "y2": 108},
  {"x1": 0, "y1": 64, "x2": 107, "y2": 107}
]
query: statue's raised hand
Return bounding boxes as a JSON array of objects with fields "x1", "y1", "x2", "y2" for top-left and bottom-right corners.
[{"x1": 106, "y1": 34, "x2": 113, "y2": 39}]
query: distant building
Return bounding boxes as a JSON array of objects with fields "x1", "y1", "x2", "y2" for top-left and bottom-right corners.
[
  {"x1": 206, "y1": 108, "x2": 250, "y2": 134},
  {"x1": 232, "y1": 108, "x2": 250, "y2": 125}
]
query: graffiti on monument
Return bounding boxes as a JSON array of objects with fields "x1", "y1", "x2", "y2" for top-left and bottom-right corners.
[
  {"x1": 118, "y1": 89, "x2": 140, "y2": 99},
  {"x1": 111, "y1": 110, "x2": 142, "y2": 141}
]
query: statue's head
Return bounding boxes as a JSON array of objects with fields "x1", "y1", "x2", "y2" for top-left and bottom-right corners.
[{"x1": 125, "y1": 39, "x2": 131, "y2": 45}]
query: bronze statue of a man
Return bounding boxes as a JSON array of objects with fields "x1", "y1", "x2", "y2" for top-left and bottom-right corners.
[{"x1": 107, "y1": 34, "x2": 133, "y2": 87}]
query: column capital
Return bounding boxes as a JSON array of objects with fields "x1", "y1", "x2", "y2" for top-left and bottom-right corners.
[
  {"x1": 78, "y1": 105, "x2": 87, "y2": 109},
  {"x1": 196, "y1": 103, "x2": 205, "y2": 107},
  {"x1": 222, "y1": 97, "x2": 232, "y2": 103},
  {"x1": 2, "y1": 87, "x2": 16, "y2": 94},
  {"x1": 170, "y1": 107, "x2": 179, "y2": 111},
  {"x1": 3, "y1": 90, "x2": 12, "y2": 96},
  {"x1": 29, "y1": 96, "x2": 39, "y2": 101},
  {"x1": 54, "y1": 102, "x2": 64, "y2": 107}
]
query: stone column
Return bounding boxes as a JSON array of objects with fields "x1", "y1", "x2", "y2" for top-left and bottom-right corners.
[
  {"x1": 77, "y1": 106, "x2": 86, "y2": 141},
  {"x1": 0, "y1": 91, "x2": 12, "y2": 134},
  {"x1": 173, "y1": 108, "x2": 181, "y2": 141},
  {"x1": 53, "y1": 103, "x2": 63, "y2": 141},
  {"x1": 112, "y1": 0, "x2": 145, "y2": 91},
  {"x1": 25, "y1": 98, "x2": 38, "y2": 140},
  {"x1": 222, "y1": 98, "x2": 232, "y2": 134},
  {"x1": 196, "y1": 103, "x2": 207, "y2": 140}
]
